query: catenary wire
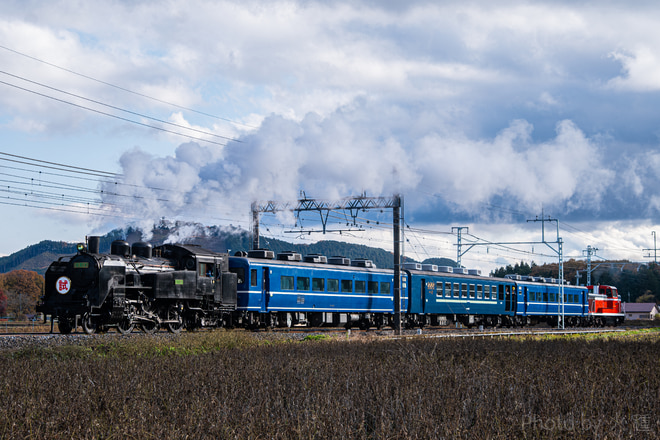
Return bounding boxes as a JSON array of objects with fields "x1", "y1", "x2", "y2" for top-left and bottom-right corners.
[
  {"x1": 0, "y1": 70, "x2": 242, "y2": 144},
  {"x1": 0, "y1": 79, "x2": 231, "y2": 147},
  {"x1": 0, "y1": 43, "x2": 257, "y2": 129}
]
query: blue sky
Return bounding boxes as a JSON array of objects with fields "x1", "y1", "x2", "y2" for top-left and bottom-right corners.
[{"x1": 1, "y1": 0, "x2": 659, "y2": 273}]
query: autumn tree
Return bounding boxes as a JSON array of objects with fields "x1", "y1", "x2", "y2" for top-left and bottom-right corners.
[
  {"x1": 0, "y1": 288, "x2": 6, "y2": 316},
  {"x1": 0, "y1": 270, "x2": 44, "y2": 319}
]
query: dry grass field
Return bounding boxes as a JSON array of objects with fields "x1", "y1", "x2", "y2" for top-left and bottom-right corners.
[{"x1": 0, "y1": 329, "x2": 658, "y2": 439}]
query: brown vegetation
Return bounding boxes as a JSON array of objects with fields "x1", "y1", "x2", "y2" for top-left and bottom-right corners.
[
  {"x1": 0, "y1": 269, "x2": 44, "y2": 318},
  {"x1": 0, "y1": 331, "x2": 658, "y2": 439}
]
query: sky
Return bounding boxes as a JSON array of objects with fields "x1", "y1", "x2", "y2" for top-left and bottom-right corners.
[{"x1": 1, "y1": 0, "x2": 660, "y2": 275}]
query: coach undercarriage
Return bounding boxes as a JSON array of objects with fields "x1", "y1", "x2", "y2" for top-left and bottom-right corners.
[{"x1": 233, "y1": 310, "x2": 617, "y2": 331}]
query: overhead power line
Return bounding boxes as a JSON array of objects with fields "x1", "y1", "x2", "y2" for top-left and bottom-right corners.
[
  {"x1": 0, "y1": 43, "x2": 257, "y2": 129},
  {"x1": 0, "y1": 70, "x2": 242, "y2": 144},
  {"x1": 0, "y1": 151, "x2": 116, "y2": 178},
  {"x1": 0, "y1": 78, "x2": 236, "y2": 147}
]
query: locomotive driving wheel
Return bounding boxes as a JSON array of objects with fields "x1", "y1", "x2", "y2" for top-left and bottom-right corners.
[
  {"x1": 166, "y1": 304, "x2": 184, "y2": 334},
  {"x1": 81, "y1": 313, "x2": 97, "y2": 335},
  {"x1": 140, "y1": 320, "x2": 159, "y2": 334},
  {"x1": 116, "y1": 318, "x2": 135, "y2": 335}
]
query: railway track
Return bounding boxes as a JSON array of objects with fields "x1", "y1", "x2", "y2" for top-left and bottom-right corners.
[{"x1": 0, "y1": 323, "x2": 648, "y2": 340}]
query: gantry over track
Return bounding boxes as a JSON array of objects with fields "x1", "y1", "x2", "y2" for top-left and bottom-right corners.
[{"x1": 251, "y1": 194, "x2": 405, "y2": 332}]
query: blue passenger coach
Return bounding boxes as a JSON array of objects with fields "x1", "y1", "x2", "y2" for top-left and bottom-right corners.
[
  {"x1": 228, "y1": 250, "x2": 404, "y2": 329},
  {"x1": 509, "y1": 275, "x2": 588, "y2": 326},
  {"x1": 229, "y1": 250, "x2": 607, "y2": 330},
  {"x1": 403, "y1": 263, "x2": 517, "y2": 327}
]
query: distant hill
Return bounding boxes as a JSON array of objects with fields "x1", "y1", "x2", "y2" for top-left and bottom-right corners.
[
  {"x1": 0, "y1": 242, "x2": 78, "y2": 275},
  {"x1": 0, "y1": 221, "x2": 456, "y2": 275},
  {"x1": 420, "y1": 257, "x2": 460, "y2": 268}
]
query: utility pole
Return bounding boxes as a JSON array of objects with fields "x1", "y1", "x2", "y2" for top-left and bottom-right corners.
[
  {"x1": 583, "y1": 245, "x2": 598, "y2": 286},
  {"x1": 527, "y1": 214, "x2": 564, "y2": 329},
  {"x1": 452, "y1": 226, "x2": 470, "y2": 268},
  {"x1": 643, "y1": 231, "x2": 657, "y2": 265}
]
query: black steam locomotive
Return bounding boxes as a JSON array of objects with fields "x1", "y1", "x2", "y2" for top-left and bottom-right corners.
[{"x1": 37, "y1": 236, "x2": 237, "y2": 334}]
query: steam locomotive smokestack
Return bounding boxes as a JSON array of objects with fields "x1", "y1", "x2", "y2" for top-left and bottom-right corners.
[{"x1": 87, "y1": 236, "x2": 101, "y2": 254}]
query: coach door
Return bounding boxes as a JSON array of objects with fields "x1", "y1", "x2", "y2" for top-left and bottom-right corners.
[
  {"x1": 260, "y1": 267, "x2": 270, "y2": 313},
  {"x1": 421, "y1": 278, "x2": 427, "y2": 313},
  {"x1": 504, "y1": 285, "x2": 512, "y2": 312},
  {"x1": 512, "y1": 286, "x2": 518, "y2": 313}
]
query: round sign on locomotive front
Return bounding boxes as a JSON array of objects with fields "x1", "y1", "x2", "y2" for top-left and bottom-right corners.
[{"x1": 56, "y1": 276, "x2": 71, "y2": 294}]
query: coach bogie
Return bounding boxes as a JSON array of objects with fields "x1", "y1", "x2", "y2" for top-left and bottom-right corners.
[{"x1": 277, "y1": 312, "x2": 293, "y2": 328}]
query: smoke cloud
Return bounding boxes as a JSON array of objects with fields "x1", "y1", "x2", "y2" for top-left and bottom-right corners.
[{"x1": 101, "y1": 98, "x2": 656, "y2": 235}]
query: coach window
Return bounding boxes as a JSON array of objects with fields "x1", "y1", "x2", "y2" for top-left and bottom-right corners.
[
  {"x1": 328, "y1": 279, "x2": 339, "y2": 293},
  {"x1": 355, "y1": 280, "x2": 366, "y2": 294},
  {"x1": 477, "y1": 285, "x2": 483, "y2": 299},
  {"x1": 445, "y1": 282, "x2": 451, "y2": 298},
  {"x1": 341, "y1": 279, "x2": 353, "y2": 293},
  {"x1": 461, "y1": 284, "x2": 468, "y2": 298},
  {"x1": 380, "y1": 282, "x2": 391, "y2": 295},
  {"x1": 368, "y1": 281, "x2": 379, "y2": 295},
  {"x1": 498, "y1": 285, "x2": 505, "y2": 301},
  {"x1": 250, "y1": 269, "x2": 258, "y2": 287},
  {"x1": 281, "y1": 276, "x2": 294, "y2": 291},
  {"x1": 453, "y1": 283, "x2": 460, "y2": 298},
  {"x1": 312, "y1": 278, "x2": 325, "y2": 292},
  {"x1": 297, "y1": 277, "x2": 310, "y2": 291}
]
